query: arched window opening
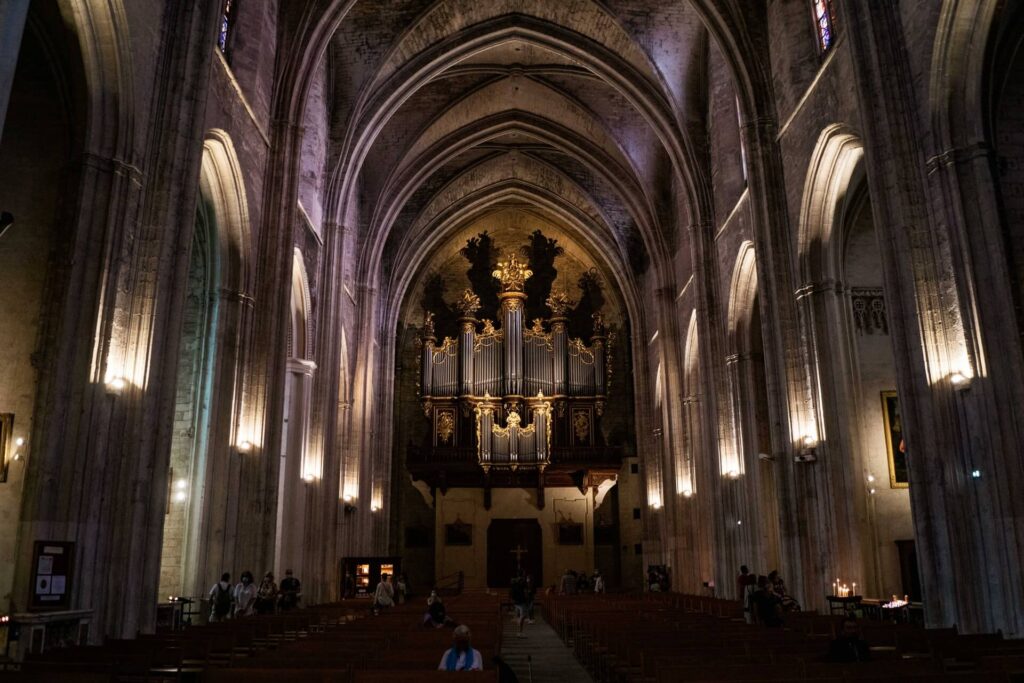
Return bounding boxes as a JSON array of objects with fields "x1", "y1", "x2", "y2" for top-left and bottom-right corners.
[
  {"x1": 812, "y1": 0, "x2": 838, "y2": 53},
  {"x1": 218, "y1": 0, "x2": 236, "y2": 56}
]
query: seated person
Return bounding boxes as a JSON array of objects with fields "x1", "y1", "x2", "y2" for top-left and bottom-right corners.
[
  {"x1": 423, "y1": 589, "x2": 455, "y2": 628},
  {"x1": 826, "y1": 617, "x2": 871, "y2": 662},
  {"x1": 438, "y1": 624, "x2": 483, "y2": 671}
]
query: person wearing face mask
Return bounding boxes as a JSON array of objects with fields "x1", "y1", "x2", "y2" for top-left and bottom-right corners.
[
  {"x1": 233, "y1": 570, "x2": 258, "y2": 618},
  {"x1": 438, "y1": 624, "x2": 483, "y2": 671}
]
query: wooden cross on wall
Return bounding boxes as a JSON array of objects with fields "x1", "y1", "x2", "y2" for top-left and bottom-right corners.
[{"x1": 510, "y1": 544, "x2": 528, "y2": 570}]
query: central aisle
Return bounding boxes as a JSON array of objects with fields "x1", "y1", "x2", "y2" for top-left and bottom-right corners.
[{"x1": 500, "y1": 610, "x2": 593, "y2": 683}]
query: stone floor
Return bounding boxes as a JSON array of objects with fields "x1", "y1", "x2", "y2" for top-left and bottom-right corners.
[{"x1": 500, "y1": 610, "x2": 593, "y2": 683}]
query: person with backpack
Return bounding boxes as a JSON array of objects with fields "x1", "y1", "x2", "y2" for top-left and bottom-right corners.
[{"x1": 208, "y1": 572, "x2": 233, "y2": 622}]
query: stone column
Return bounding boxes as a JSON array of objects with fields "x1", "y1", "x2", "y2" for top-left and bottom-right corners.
[{"x1": 275, "y1": 359, "x2": 316, "y2": 579}]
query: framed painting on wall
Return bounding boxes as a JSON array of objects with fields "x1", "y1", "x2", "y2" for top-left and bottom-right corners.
[
  {"x1": 0, "y1": 413, "x2": 12, "y2": 482},
  {"x1": 881, "y1": 391, "x2": 908, "y2": 488},
  {"x1": 444, "y1": 516, "x2": 473, "y2": 546}
]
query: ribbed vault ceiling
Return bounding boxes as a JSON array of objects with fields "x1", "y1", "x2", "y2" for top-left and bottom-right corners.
[{"x1": 315, "y1": 0, "x2": 737, "y2": 314}]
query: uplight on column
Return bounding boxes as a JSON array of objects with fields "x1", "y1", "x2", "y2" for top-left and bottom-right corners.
[{"x1": 105, "y1": 375, "x2": 128, "y2": 394}]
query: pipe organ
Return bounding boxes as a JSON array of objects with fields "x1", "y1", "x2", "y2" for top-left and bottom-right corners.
[{"x1": 416, "y1": 254, "x2": 617, "y2": 487}]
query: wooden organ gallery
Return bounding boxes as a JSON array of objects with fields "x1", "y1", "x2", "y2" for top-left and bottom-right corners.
[{"x1": 410, "y1": 253, "x2": 623, "y2": 510}]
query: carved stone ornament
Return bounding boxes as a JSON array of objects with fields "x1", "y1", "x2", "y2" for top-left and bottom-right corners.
[
  {"x1": 492, "y1": 253, "x2": 533, "y2": 292},
  {"x1": 592, "y1": 311, "x2": 605, "y2": 334},
  {"x1": 456, "y1": 289, "x2": 481, "y2": 317},
  {"x1": 545, "y1": 290, "x2": 576, "y2": 316}
]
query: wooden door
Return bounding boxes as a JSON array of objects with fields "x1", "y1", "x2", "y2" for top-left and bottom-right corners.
[{"x1": 487, "y1": 519, "x2": 542, "y2": 588}]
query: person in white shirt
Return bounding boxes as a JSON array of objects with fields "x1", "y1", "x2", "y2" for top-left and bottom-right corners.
[
  {"x1": 373, "y1": 573, "x2": 395, "y2": 612},
  {"x1": 438, "y1": 625, "x2": 483, "y2": 671},
  {"x1": 593, "y1": 569, "x2": 605, "y2": 594},
  {"x1": 233, "y1": 570, "x2": 257, "y2": 617}
]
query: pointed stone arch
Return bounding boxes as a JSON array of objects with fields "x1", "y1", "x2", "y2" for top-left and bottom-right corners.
[
  {"x1": 201, "y1": 129, "x2": 254, "y2": 299},
  {"x1": 289, "y1": 248, "x2": 313, "y2": 361},
  {"x1": 796, "y1": 125, "x2": 865, "y2": 287}
]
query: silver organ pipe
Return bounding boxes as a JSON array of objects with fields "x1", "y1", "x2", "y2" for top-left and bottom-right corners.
[
  {"x1": 551, "y1": 316, "x2": 568, "y2": 395},
  {"x1": 568, "y1": 338, "x2": 596, "y2": 396},
  {"x1": 473, "y1": 332, "x2": 502, "y2": 397},
  {"x1": 524, "y1": 334, "x2": 554, "y2": 397},
  {"x1": 431, "y1": 337, "x2": 458, "y2": 396},
  {"x1": 502, "y1": 295, "x2": 524, "y2": 396}
]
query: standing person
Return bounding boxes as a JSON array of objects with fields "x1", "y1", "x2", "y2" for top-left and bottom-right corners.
[
  {"x1": 278, "y1": 569, "x2": 301, "y2": 611},
  {"x1": 396, "y1": 572, "x2": 408, "y2": 604},
  {"x1": 438, "y1": 625, "x2": 483, "y2": 671},
  {"x1": 255, "y1": 571, "x2": 278, "y2": 615},
  {"x1": 373, "y1": 573, "x2": 395, "y2": 612},
  {"x1": 577, "y1": 571, "x2": 590, "y2": 592},
  {"x1": 510, "y1": 575, "x2": 529, "y2": 638},
  {"x1": 233, "y1": 571, "x2": 257, "y2": 618},
  {"x1": 343, "y1": 572, "x2": 355, "y2": 599},
  {"x1": 593, "y1": 569, "x2": 605, "y2": 594},
  {"x1": 737, "y1": 565, "x2": 756, "y2": 623},
  {"x1": 208, "y1": 572, "x2": 233, "y2": 622},
  {"x1": 559, "y1": 568, "x2": 576, "y2": 595},
  {"x1": 524, "y1": 572, "x2": 536, "y2": 624}
]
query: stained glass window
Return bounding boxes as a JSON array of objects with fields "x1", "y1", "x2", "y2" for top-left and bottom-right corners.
[
  {"x1": 736, "y1": 96, "x2": 748, "y2": 183},
  {"x1": 812, "y1": 0, "x2": 837, "y2": 53},
  {"x1": 218, "y1": 0, "x2": 235, "y2": 55}
]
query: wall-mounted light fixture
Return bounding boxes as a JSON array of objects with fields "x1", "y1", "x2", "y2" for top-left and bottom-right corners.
[
  {"x1": 236, "y1": 440, "x2": 253, "y2": 453},
  {"x1": 343, "y1": 494, "x2": 356, "y2": 514},
  {"x1": 105, "y1": 376, "x2": 128, "y2": 394},
  {"x1": 949, "y1": 370, "x2": 973, "y2": 389},
  {"x1": 681, "y1": 487, "x2": 694, "y2": 499},
  {"x1": 794, "y1": 435, "x2": 818, "y2": 463},
  {"x1": 173, "y1": 479, "x2": 187, "y2": 503}
]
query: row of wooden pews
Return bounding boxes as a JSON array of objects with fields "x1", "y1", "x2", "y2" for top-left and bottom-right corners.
[
  {"x1": 0, "y1": 591, "x2": 503, "y2": 682},
  {"x1": 548, "y1": 592, "x2": 1024, "y2": 683}
]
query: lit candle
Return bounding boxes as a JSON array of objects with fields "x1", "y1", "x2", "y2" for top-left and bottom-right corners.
[
  {"x1": 852, "y1": 582, "x2": 857, "y2": 596},
  {"x1": 832, "y1": 581, "x2": 837, "y2": 596}
]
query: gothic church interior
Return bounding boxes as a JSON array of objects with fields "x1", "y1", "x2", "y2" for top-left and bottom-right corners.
[{"x1": 0, "y1": 0, "x2": 1023, "y2": 651}]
